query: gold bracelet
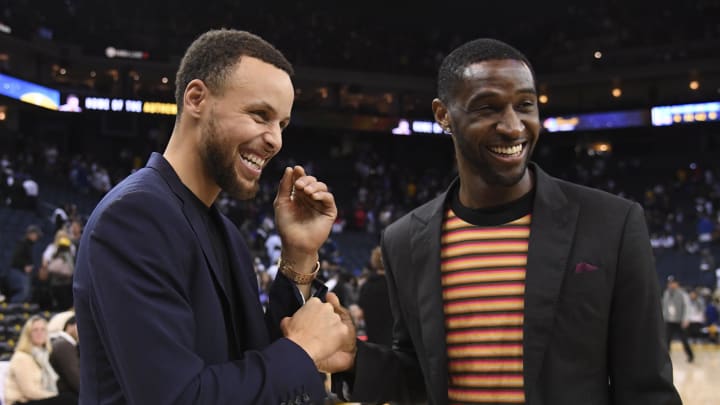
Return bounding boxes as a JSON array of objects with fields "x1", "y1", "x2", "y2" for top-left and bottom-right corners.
[{"x1": 278, "y1": 257, "x2": 320, "y2": 285}]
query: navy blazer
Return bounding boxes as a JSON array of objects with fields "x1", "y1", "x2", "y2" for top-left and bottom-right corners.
[
  {"x1": 344, "y1": 163, "x2": 681, "y2": 405},
  {"x1": 74, "y1": 153, "x2": 325, "y2": 405}
]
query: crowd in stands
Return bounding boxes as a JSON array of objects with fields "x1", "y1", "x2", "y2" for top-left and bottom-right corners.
[
  {"x1": 1, "y1": 130, "x2": 720, "y2": 400},
  {"x1": 3, "y1": 1, "x2": 720, "y2": 78}
]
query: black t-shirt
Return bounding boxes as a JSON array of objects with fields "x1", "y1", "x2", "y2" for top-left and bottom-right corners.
[
  {"x1": 450, "y1": 182, "x2": 535, "y2": 226},
  {"x1": 186, "y1": 189, "x2": 243, "y2": 355}
]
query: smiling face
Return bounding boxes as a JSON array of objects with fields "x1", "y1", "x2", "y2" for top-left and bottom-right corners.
[
  {"x1": 199, "y1": 56, "x2": 294, "y2": 200},
  {"x1": 434, "y1": 59, "x2": 540, "y2": 195}
]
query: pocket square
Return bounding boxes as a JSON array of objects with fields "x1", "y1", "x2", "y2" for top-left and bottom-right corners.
[{"x1": 575, "y1": 262, "x2": 599, "y2": 273}]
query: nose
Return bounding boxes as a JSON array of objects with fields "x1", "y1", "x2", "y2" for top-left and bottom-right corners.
[
  {"x1": 496, "y1": 106, "x2": 525, "y2": 137},
  {"x1": 262, "y1": 123, "x2": 283, "y2": 154}
]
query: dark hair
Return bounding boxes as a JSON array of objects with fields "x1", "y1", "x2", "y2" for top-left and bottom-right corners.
[
  {"x1": 174, "y1": 29, "x2": 294, "y2": 117},
  {"x1": 64, "y1": 315, "x2": 77, "y2": 331},
  {"x1": 437, "y1": 38, "x2": 536, "y2": 103}
]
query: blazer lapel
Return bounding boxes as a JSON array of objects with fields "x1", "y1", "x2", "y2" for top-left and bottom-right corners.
[
  {"x1": 146, "y1": 153, "x2": 241, "y2": 348},
  {"x1": 409, "y1": 191, "x2": 450, "y2": 405},
  {"x1": 523, "y1": 164, "x2": 579, "y2": 398}
]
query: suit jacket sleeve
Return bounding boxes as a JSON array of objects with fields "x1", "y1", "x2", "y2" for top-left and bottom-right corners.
[
  {"x1": 265, "y1": 272, "x2": 328, "y2": 341},
  {"x1": 85, "y1": 191, "x2": 325, "y2": 405},
  {"x1": 334, "y1": 229, "x2": 426, "y2": 403},
  {"x1": 608, "y1": 203, "x2": 681, "y2": 404}
]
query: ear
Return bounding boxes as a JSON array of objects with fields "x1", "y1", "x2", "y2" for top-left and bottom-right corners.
[
  {"x1": 183, "y1": 79, "x2": 209, "y2": 119},
  {"x1": 432, "y1": 98, "x2": 451, "y2": 133}
]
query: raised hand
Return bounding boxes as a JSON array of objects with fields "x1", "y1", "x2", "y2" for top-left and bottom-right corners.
[{"x1": 273, "y1": 166, "x2": 337, "y2": 258}]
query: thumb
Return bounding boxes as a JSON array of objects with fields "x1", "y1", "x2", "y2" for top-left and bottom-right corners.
[
  {"x1": 275, "y1": 167, "x2": 294, "y2": 204},
  {"x1": 326, "y1": 292, "x2": 350, "y2": 319},
  {"x1": 325, "y1": 292, "x2": 341, "y2": 309}
]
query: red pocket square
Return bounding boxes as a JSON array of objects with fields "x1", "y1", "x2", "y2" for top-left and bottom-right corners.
[{"x1": 575, "y1": 262, "x2": 599, "y2": 273}]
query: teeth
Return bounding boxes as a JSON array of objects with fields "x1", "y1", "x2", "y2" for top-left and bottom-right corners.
[
  {"x1": 489, "y1": 144, "x2": 523, "y2": 155},
  {"x1": 240, "y1": 153, "x2": 265, "y2": 169}
]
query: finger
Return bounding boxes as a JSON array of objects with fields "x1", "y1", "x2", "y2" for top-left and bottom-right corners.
[
  {"x1": 300, "y1": 181, "x2": 328, "y2": 195},
  {"x1": 294, "y1": 176, "x2": 318, "y2": 191},
  {"x1": 292, "y1": 165, "x2": 307, "y2": 182},
  {"x1": 306, "y1": 191, "x2": 338, "y2": 217},
  {"x1": 274, "y1": 167, "x2": 294, "y2": 204}
]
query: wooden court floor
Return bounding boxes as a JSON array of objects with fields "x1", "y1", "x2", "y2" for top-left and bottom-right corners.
[{"x1": 671, "y1": 342, "x2": 719, "y2": 405}]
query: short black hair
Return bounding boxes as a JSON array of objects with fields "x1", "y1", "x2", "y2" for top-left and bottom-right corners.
[
  {"x1": 175, "y1": 29, "x2": 294, "y2": 117},
  {"x1": 64, "y1": 315, "x2": 77, "y2": 331},
  {"x1": 437, "y1": 38, "x2": 536, "y2": 103}
]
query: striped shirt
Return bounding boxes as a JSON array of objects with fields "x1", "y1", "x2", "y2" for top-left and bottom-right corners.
[{"x1": 442, "y1": 191, "x2": 532, "y2": 404}]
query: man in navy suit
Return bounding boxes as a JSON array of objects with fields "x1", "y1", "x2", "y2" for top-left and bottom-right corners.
[
  {"x1": 330, "y1": 39, "x2": 682, "y2": 404},
  {"x1": 74, "y1": 29, "x2": 352, "y2": 404}
]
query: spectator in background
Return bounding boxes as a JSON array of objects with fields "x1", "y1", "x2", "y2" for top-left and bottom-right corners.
[
  {"x1": 47, "y1": 310, "x2": 75, "y2": 337},
  {"x1": 49, "y1": 316, "x2": 80, "y2": 400},
  {"x1": 4, "y1": 315, "x2": 76, "y2": 405},
  {"x1": 697, "y1": 214, "x2": 714, "y2": 247},
  {"x1": 36, "y1": 230, "x2": 76, "y2": 310},
  {"x1": 662, "y1": 277, "x2": 695, "y2": 362},
  {"x1": 357, "y1": 246, "x2": 392, "y2": 346},
  {"x1": 699, "y1": 248, "x2": 717, "y2": 290},
  {"x1": 46, "y1": 237, "x2": 75, "y2": 311},
  {"x1": 67, "y1": 220, "x2": 83, "y2": 253},
  {"x1": 265, "y1": 230, "x2": 282, "y2": 264},
  {"x1": 687, "y1": 290, "x2": 706, "y2": 342},
  {"x1": 705, "y1": 296, "x2": 719, "y2": 344},
  {"x1": 21, "y1": 174, "x2": 39, "y2": 213},
  {"x1": 50, "y1": 204, "x2": 75, "y2": 234},
  {"x1": 4, "y1": 225, "x2": 42, "y2": 303}
]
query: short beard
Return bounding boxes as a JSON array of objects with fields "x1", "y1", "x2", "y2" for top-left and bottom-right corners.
[
  {"x1": 455, "y1": 135, "x2": 529, "y2": 188},
  {"x1": 200, "y1": 114, "x2": 258, "y2": 201}
]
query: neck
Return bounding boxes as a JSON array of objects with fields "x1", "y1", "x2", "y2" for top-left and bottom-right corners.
[
  {"x1": 458, "y1": 169, "x2": 533, "y2": 209},
  {"x1": 163, "y1": 127, "x2": 220, "y2": 207}
]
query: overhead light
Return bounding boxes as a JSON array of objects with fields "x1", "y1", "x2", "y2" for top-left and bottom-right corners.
[
  {"x1": 611, "y1": 87, "x2": 622, "y2": 98},
  {"x1": 539, "y1": 94, "x2": 548, "y2": 104},
  {"x1": 689, "y1": 80, "x2": 699, "y2": 90},
  {"x1": 161, "y1": 77, "x2": 168, "y2": 84},
  {"x1": 593, "y1": 51, "x2": 602, "y2": 59}
]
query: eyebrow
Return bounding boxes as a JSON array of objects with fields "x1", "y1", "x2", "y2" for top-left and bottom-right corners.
[
  {"x1": 247, "y1": 101, "x2": 291, "y2": 122},
  {"x1": 471, "y1": 87, "x2": 537, "y2": 99}
]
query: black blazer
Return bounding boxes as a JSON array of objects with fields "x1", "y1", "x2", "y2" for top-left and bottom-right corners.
[
  {"x1": 346, "y1": 163, "x2": 681, "y2": 405},
  {"x1": 74, "y1": 153, "x2": 325, "y2": 405}
]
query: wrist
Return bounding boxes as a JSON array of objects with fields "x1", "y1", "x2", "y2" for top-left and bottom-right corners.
[{"x1": 278, "y1": 253, "x2": 320, "y2": 285}]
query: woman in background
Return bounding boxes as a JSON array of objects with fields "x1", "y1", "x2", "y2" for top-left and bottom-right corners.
[{"x1": 4, "y1": 316, "x2": 75, "y2": 405}]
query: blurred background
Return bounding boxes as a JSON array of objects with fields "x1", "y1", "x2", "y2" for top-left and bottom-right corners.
[{"x1": 0, "y1": 0, "x2": 718, "y2": 403}]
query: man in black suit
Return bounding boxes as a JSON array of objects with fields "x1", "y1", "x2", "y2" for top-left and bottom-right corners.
[
  {"x1": 330, "y1": 38, "x2": 681, "y2": 405},
  {"x1": 74, "y1": 29, "x2": 352, "y2": 404}
]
